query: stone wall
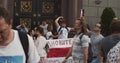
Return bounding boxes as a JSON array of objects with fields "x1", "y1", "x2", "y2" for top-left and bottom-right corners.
[
  {"x1": 61, "y1": 0, "x2": 82, "y2": 27},
  {"x1": 83, "y1": 0, "x2": 120, "y2": 30}
]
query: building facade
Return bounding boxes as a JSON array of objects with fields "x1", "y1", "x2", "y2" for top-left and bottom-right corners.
[
  {"x1": 0, "y1": 0, "x2": 120, "y2": 29},
  {"x1": 83, "y1": 0, "x2": 120, "y2": 29}
]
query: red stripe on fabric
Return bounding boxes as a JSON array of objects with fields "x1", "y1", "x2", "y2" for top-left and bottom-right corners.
[{"x1": 47, "y1": 47, "x2": 71, "y2": 58}]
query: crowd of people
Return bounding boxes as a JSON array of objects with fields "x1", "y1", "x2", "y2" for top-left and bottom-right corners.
[{"x1": 0, "y1": 6, "x2": 120, "y2": 63}]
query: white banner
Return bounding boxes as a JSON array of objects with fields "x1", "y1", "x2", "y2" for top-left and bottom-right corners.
[
  {"x1": 47, "y1": 57, "x2": 74, "y2": 63},
  {"x1": 45, "y1": 38, "x2": 74, "y2": 63},
  {"x1": 40, "y1": 57, "x2": 74, "y2": 63},
  {"x1": 47, "y1": 38, "x2": 74, "y2": 48}
]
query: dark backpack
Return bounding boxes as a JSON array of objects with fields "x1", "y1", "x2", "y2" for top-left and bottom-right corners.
[
  {"x1": 79, "y1": 33, "x2": 93, "y2": 63},
  {"x1": 18, "y1": 31, "x2": 29, "y2": 63}
]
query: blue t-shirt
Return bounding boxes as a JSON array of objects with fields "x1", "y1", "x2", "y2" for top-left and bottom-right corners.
[
  {"x1": 90, "y1": 32, "x2": 104, "y2": 56},
  {"x1": 0, "y1": 56, "x2": 23, "y2": 63}
]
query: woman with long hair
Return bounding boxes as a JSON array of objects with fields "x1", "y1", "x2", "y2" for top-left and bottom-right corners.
[{"x1": 63, "y1": 17, "x2": 90, "y2": 63}]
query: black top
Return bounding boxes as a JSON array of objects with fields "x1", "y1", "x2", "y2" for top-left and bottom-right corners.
[{"x1": 100, "y1": 34, "x2": 120, "y2": 63}]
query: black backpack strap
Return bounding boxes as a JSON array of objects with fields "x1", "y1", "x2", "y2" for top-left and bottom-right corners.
[
  {"x1": 18, "y1": 31, "x2": 29, "y2": 63},
  {"x1": 79, "y1": 33, "x2": 84, "y2": 46},
  {"x1": 65, "y1": 27, "x2": 69, "y2": 32},
  {"x1": 57, "y1": 26, "x2": 62, "y2": 33},
  {"x1": 58, "y1": 26, "x2": 69, "y2": 32},
  {"x1": 79, "y1": 33, "x2": 84, "y2": 40}
]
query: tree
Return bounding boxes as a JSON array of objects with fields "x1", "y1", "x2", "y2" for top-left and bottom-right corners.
[{"x1": 101, "y1": 7, "x2": 116, "y2": 36}]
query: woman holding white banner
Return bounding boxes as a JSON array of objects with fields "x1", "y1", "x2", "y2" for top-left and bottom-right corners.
[{"x1": 62, "y1": 16, "x2": 90, "y2": 63}]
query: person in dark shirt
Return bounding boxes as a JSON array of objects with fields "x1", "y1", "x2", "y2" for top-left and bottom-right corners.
[{"x1": 100, "y1": 19, "x2": 120, "y2": 63}]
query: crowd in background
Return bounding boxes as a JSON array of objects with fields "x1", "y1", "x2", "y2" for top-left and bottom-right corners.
[
  {"x1": 7, "y1": 7, "x2": 119, "y2": 63},
  {"x1": 1, "y1": 5, "x2": 120, "y2": 63},
  {"x1": 15, "y1": 13, "x2": 120, "y2": 63}
]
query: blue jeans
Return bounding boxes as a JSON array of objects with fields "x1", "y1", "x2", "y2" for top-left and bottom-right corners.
[{"x1": 91, "y1": 56, "x2": 100, "y2": 63}]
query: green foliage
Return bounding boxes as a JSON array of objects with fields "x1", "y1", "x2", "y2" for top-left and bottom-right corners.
[{"x1": 101, "y1": 7, "x2": 116, "y2": 36}]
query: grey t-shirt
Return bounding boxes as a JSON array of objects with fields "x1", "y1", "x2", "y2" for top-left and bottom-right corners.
[
  {"x1": 72, "y1": 33, "x2": 90, "y2": 60},
  {"x1": 90, "y1": 33, "x2": 104, "y2": 57},
  {"x1": 100, "y1": 34, "x2": 120, "y2": 62}
]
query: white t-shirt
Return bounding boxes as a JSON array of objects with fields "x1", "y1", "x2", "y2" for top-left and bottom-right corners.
[
  {"x1": 40, "y1": 24, "x2": 48, "y2": 35},
  {"x1": 72, "y1": 33, "x2": 90, "y2": 60},
  {"x1": 0, "y1": 30, "x2": 40, "y2": 63},
  {"x1": 57, "y1": 26, "x2": 71, "y2": 39},
  {"x1": 46, "y1": 31, "x2": 53, "y2": 40},
  {"x1": 35, "y1": 36, "x2": 47, "y2": 57}
]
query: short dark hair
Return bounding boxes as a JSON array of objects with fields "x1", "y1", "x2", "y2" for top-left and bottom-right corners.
[
  {"x1": 110, "y1": 20, "x2": 120, "y2": 33},
  {"x1": 0, "y1": 7, "x2": 11, "y2": 25},
  {"x1": 28, "y1": 29, "x2": 34, "y2": 35},
  {"x1": 36, "y1": 27, "x2": 44, "y2": 36},
  {"x1": 59, "y1": 18, "x2": 66, "y2": 24}
]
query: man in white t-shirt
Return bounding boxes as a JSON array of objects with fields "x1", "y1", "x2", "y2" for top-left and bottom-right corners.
[
  {"x1": 0, "y1": 7, "x2": 40, "y2": 63},
  {"x1": 55, "y1": 16, "x2": 71, "y2": 39}
]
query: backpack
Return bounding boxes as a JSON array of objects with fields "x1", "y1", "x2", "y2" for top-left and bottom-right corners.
[
  {"x1": 79, "y1": 33, "x2": 93, "y2": 63},
  {"x1": 18, "y1": 31, "x2": 29, "y2": 63},
  {"x1": 107, "y1": 41, "x2": 120, "y2": 63}
]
